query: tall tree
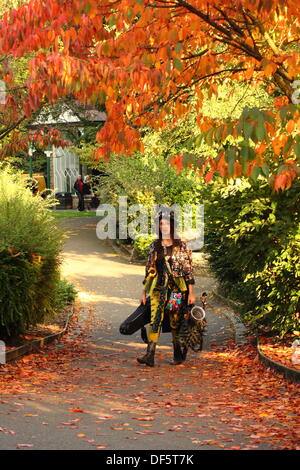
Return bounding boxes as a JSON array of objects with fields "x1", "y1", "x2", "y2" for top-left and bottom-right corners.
[{"x1": 0, "y1": 0, "x2": 299, "y2": 189}]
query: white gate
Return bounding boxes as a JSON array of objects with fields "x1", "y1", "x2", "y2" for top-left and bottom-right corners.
[{"x1": 53, "y1": 147, "x2": 80, "y2": 194}]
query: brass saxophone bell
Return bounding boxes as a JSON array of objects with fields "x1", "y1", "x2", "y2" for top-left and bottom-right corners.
[{"x1": 190, "y1": 305, "x2": 206, "y2": 322}]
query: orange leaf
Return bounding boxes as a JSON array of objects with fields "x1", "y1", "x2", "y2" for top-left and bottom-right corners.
[
  {"x1": 205, "y1": 170, "x2": 214, "y2": 183},
  {"x1": 244, "y1": 67, "x2": 255, "y2": 80},
  {"x1": 286, "y1": 119, "x2": 295, "y2": 133},
  {"x1": 262, "y1": 60, "x2": 277, "y2": 77}
]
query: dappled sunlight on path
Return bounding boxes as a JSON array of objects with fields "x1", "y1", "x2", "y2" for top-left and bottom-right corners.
[
  {"x1": 0, "y1": 305, "x2": 299, "y2": 450},
  {"x1": 0, "y1": 218, "x2": 298, "y2": 450}
]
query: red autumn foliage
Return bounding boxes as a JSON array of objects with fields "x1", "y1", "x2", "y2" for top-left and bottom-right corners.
[{"x1": 0, "y1": 1, "x2": 299, "y2": 188}]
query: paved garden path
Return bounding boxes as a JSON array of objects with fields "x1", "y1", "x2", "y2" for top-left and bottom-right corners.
[{"x1": 0, "y1": 218, "x2": 298, "y2": 451}]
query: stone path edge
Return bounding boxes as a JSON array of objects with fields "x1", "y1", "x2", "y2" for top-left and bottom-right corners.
[
  {"x1": 4, "y1": 303, "x2": 75, "y2": 364},
  {"x1": 256, "y1": 338, "x2": 300, "y2": 384},
  {"x1": 212, "y1": 290, "x2": 300, "y2": 384},
  {"x1": 211, "y1": 290, "x2": 248, "y2": 344}
]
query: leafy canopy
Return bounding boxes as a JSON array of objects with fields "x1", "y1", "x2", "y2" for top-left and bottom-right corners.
[{"x1": 0, "y1": 0, "x2": 300, "y2": 189}]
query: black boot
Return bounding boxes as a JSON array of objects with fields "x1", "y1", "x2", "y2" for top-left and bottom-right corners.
[
  {"x1": 137, "y1": 342, "x2": 156, "y2": 367},
  {"x1": 171, "y1": 341, "x2": 184, "y2": 365},
  {"x1": 181, "y1": 345, "x2": 188, "y2": 362}
]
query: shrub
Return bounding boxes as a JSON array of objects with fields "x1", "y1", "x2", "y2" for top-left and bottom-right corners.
[
  {"x1": 53, "y1": 279, "x2": 77, "y2": 310},
  {"x1": 204, "y1": 178, "x2": 300, "y2": 337},
  {"x1": 93, "y1": 151, "x2": 204, "y2": 209},
  {"x1": 133, "y1": 234, "x2": 156, "y2": 259},
  {"x1": 0, "y1": 166, "x2": 64, "y2": 339}
]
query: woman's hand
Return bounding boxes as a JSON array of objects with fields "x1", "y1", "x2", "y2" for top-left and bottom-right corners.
[
  {"x1": 188, "y1": 292, "x2": 195, "y2": 305},
  {"x1": 187, "y1": 285, "x2": 195, "y2": 305},
  {"x1": 140, "y1": 290, "x2": 147, "y2": 305}
]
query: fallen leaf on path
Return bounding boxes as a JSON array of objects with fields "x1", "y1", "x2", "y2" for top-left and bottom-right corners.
[
  {"x1": 135, "y1": 431, "x2": 154, "y2": 434},
  {"x1": 69, "y1": 408, "x2": 85, "y2": 413},
  {"x1": 60, "y1": 418, "x2": 81, "y2": 426},
  {"x1": 133, "y1": 417, "x2": 154, "y2": 421},
  {"x1": 169, "y1": 425, "x2": 183, "y2": 431}
]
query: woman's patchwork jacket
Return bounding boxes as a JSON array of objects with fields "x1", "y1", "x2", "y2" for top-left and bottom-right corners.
[{"x1": 142, "y1": 239, "x2": 195, "y2": 290}]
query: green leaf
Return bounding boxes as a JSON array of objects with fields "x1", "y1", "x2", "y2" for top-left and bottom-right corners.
[
  {"x1": 84, "y1": 2, "x2": 91, "y2": 13},
  {"x1": 243, "y1": 120, "x2": 252, "y2": 139},
  {"x1": 283, "y1": 135, "x2": 294, "y2": 154},
  {"x1": 294, "y1": 135, "x2": 300, "y2": 156},
  {"x1": 215, "y1": 126, "x2": 223, "y2": 143},
  {"x1": 127, "y1": 8, "x2": 133, "y2": 19},
  {"x1": 195, "y1": 134, "x2": 202, "y2": 146},
  {"x1": 240, "y1": 146, "x2": 249, "y2": 174},
  {"x1": 226, "y1": 147, "x2": 236, "y2": 176},
  {"x1": 167, "y1": 43, "x2": 172, "y2": 58},
  {"x1": 205, "y1": 127, "x2": 215, "y2": 146},
  {"x1": 175, "y1": 42, "x2": 183, "y2": 55},
  {"x1": 255, "y1": 117, "x2": 266, "y2": 141},
  {"x1": 240, "y1": 145, "x2": 249, "y2": 160},
  {"x1": 251, "y1": 165, "x2": 261, "y2": 181},
  {"x1": 248, "y1": 147, "x2": 256, "y2": 161},
  {"x1": 226, "y1": 123, "x2": 233, "y2": 136},
  {"x1": 261, "y1": 162, "x2": 270, "y2": 177},
  {"x1": 143, "y1": 54, "x2": 153, "y2": 68},
  {"x1": 98, "y1": 90, "x2": 106, "y2": 103},
  {"x1": 108, "y1": 15, "x2": 117, "y2": 27},
  {"x1": 237, "y1": 118, "x2": 244, "y2": 136},
  {"x1": 280, "y1": 105, "x2": 288, "y2": 123},
  {"x1": 173, "y1": 58, "x2": 182, "y2": 72},
  {"x1": 75, "y1": 80, "x2": 81, "y2": 92}
]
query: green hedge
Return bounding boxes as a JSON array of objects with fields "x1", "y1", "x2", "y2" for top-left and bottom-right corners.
[
  {"x1": 204, "y1": 178, "x2": 300, "y2": 337},
  {"x1": 0, "y1": 167, "x2": 64, "y2": 339}
]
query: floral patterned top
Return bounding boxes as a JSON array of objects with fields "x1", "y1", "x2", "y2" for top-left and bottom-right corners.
[{"x1": 142, "y1": 239, "x2": 195, "y2": 287}]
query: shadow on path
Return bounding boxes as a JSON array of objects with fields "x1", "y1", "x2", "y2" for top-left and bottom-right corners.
[{"x1": 0, "y1": 218, "x2": 298, "y2": 451}]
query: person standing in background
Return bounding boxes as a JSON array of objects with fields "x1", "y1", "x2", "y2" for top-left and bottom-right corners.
[
  {"x1": 83, "y1": 175, "x2": 91, "y2": 195},
  {"x1": 74, "y1": 175, "x2": 84, "y2": 211}
]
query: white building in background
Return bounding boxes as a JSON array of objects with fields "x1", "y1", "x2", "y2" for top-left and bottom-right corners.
[
  {"x1": 28, "y1": 101, "x2": 106, "y2": 204},
  {"x1": 49, "y1": 146, "x2": 81, "y2": 195}
]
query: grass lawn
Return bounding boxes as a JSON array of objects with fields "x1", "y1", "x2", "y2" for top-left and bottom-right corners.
[{"x1": 51, "y1": 210, "x2": 97, "y2": 219}]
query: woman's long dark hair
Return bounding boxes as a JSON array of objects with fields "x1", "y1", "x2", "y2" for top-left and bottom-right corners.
[{"x1": 154, "y1": 210, "x2": 181, "y2": 252}]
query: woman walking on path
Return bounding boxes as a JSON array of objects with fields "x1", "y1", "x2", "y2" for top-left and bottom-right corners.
[{"x1": 138, "y1": 210, "x2": 195, "y2": 367}]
